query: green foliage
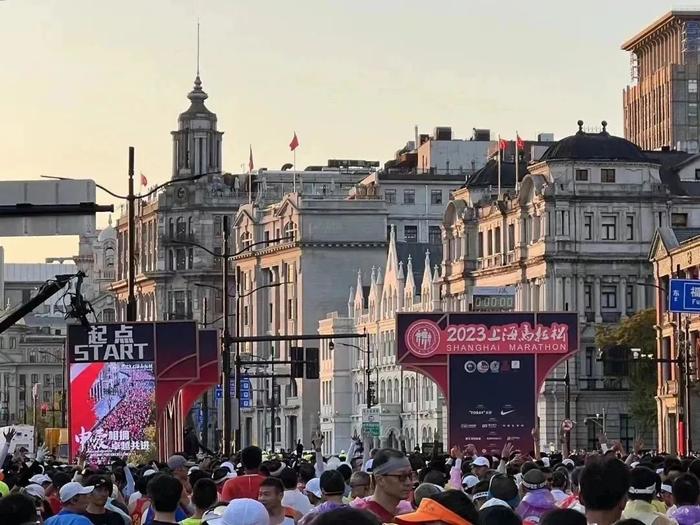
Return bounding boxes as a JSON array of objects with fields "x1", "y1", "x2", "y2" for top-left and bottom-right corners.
[{"x1": 595, "y1": 309, "x2": 657, "y2": 435}]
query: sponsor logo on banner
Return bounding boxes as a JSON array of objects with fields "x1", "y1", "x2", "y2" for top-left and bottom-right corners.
[
  {"x1": 404, "y1": 320, "x2": 570, "y2": 357},
  {"x1": 405, "y1": 320, "x2": 441, "y2": 356}
]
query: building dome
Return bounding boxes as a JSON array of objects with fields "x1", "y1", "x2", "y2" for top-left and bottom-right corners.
[
  {"x1": 97, "y1": 216, "x2": 117, "y2": 243},
  {"x1": 539, "y1": 120, "x2": 649, "y2": 163}
]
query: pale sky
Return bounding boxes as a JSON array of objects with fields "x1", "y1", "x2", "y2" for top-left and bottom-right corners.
[{"x1": 0, "y1": 0, "x2": 675, "y2": 262}]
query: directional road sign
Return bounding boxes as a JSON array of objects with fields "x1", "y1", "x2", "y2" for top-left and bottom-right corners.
[{"x1": 669, "y1": 279, "x2": 700, "y2": 313}]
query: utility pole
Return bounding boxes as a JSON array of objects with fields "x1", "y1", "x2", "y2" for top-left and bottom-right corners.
[
  {"x1": 677, "y1": 312, "x2": 688, "y2": 455},
  {"x1": 127, "y1": 147, "x2": 137, "y2": 322},
  {"x1": 201, "y1": 296, "x2": 209, "y2": 450},
  {"x1": 221, "y1": 216, "x2": 232, "y2": 456},
  {"x1": 365, "y1": 332, "x2": 372, "y2": 408},
  {"x1": 684, "y1": 315, "x2": 693, "y2": 453}
]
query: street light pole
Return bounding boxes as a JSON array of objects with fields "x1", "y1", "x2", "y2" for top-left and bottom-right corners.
[
  {"x1": 222, "y1": 216, "x2": 232, "y2": 457},
  {"x1": 127, "y1": 147, "x2": 137, "y2": 322}
]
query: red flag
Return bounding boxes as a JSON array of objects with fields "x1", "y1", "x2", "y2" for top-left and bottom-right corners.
[
  {"x1": 248, "y1": 145, "x2": 254, "y2": 172},
  {"x1": 516, "y1": 135, "x2": 525, "y2": 151},
  {"x1": 498, "y1": 138, "x2": 508, "y2": 151},
  {"x1": 140, "y1": 173, "x2": 148, "y2": 187},
  {"x1": 289, "y1": 132, "x2": 299, "y2": 151}
]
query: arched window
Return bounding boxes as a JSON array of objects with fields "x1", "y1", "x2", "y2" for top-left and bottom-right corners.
[
  {"x1": 404, "y1": 381, "x2": 410, "y2": 404},
  {"x1": 240, "y1": 231, "x2": 252, "y2": 249},
  {"x1": 104, "y1": 243, "x2": 115, "y2": 268},
  {"x1": 387, "y1": 379, "x2": 393, "y2": 403},
  {"x1": 380, "y1": 380, "x2": 386, "y2": 404},
  {"x1": 188, "y1": 216, "x2": 193, "y2": 236},
  {"x1": 188, "y1": 248, "x2": 194, "y2": 269},
  {"x1": 102, "y1": 308, "x2": 115, "y2": 323},
  {"x1": 394, "y1": 380, "x2": 400, "y2": 404},
  {"x1": 168, "y1": 218, "x2": 174, "y2": 237},
  {"x1": 421, "y1": 427, "x2": 427, "y2": 443},
  {"x1": 284, "y1": 221, "x2": 298, "y2": 241},
  {"x1": 274, "y1": 417, "x2": 281, "y2": 443},
  {"x1": 168, "y1": 249, "x2": 175, "y2": 271},
  {"x1": 357, "y1": 382, "x2": 363, "y2": 407}
]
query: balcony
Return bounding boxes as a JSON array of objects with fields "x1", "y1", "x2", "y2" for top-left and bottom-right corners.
[
  {"x1": 601, "y1": 312, "x2": 621, "y2": 323},
  {"x1": 578, "y1": 377, "x2": 628, "y2": 391}
]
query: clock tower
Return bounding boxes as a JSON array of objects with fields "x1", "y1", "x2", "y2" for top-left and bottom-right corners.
[{"x1": 171, "y1": 75, "x2": 224, "y2": 179}]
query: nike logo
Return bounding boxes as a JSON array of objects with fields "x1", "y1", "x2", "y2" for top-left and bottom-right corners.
[{"x1": 500, "y1": 410, "x2": 515, "y2": 416}]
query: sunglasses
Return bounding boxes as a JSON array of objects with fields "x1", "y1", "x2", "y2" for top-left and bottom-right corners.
[{"x1": 381, "y1": 473, "x2": 413, "y2": 482}]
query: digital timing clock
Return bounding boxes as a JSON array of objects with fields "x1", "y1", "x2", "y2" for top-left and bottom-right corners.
[{"x1": 471, "y1": 286, "x2": 516, "y2": 312}]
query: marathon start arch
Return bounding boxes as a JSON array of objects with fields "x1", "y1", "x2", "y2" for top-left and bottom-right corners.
[{"x1": 397, "y1": 312, "x2": 579, "y2": 453}]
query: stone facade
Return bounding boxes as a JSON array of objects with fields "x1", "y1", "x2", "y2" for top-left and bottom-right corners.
[
  {"x1": 233, "y1": 194, "x2": 388, "y2": 450},
  {"x1": 318, "y1": 227, "x2": 444, "y2": 454},
  {"x1": 440, "y1": 124, "x2": 700, "y2": 451},
  {"x1": 650, "y1": 227, "x2": 700, "y2": 453}
]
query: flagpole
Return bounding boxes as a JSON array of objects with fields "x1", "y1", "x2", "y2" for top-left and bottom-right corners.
[
  {"x1": 248, "y1": 145, "x2": 252, "y2": 205},
  {"x1": 497, "y1": 134, "x2": 502, "y2": 199},
  {"x1": 293, "y1": 149, "x2": 297, "y2": 193},
  {"x1": 515, "y1": 131, "x2": 520, "y2": 193}
]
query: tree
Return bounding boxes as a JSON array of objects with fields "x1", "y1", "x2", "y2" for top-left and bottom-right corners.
[{"x1": 595, "y1": 309, "x2": 657, "y2": 436}]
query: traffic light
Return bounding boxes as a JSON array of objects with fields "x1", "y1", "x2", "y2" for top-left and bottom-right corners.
[
  {"x1": 291, "y1": 347, "x2": 304, "y2": 379},
  {"x1": 305, "y1": 348, "x2": 319, "y2": 379}
]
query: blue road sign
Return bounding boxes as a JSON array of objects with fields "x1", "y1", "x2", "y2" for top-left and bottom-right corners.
[
  {"x1": 669, "y1": 279, "x2": 700, "y2": 313},
  {"x1": 215, "y1": 386, "x2": 223, "y2": 399},
  {"x1": 215, "y1": 378, "x2": 252, "y2": 407}
]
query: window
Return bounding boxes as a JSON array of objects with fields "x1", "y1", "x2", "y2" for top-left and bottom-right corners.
[
  {"x1": 268, "y1": 303, "x2": 273, "y2": 326},
  {"x1": 585, "y1": 347, "x2": 594, "y2": 377},
  {"x1": 508, "y1": 223, "x2": 515, "y2": 251},
  {"x1": 29, "y1": 351, "x2": 36, "y2": 363},
  {"x1": 601, "y1": 168, "x2": 616, "y2": 183},
  {"x1": 626, "y1": 285, "x2": 634, "y2": 312},
  {"x1": 19, "y1": 391, "x2": 25, "y2": 402},
  {"x1": 43, "y1": 374, "x2": 51, "y2": 387},
  {"x1": 430, "y1": 190, "x2": 442, "y2": 205},
  {"x1": 385, "y1": 190, "x2": 396, "y2": 204},
  {"x1": 103, "y1": 308, "x2": 115, "y2": 322},
  {"x1": 601, "y1": 215, "x2": 617, "y2": 240},
  {"x1": 494, "y1": 227, "x2": 501, "y2": 253},
  {"x1": 287, "y1": 298, "x2": 294, "y2": 320},
  {"x1": 487, "y1": 230, "x2": 493, "y2": 255},
  {"x1": 403, "y1": 190, "x2": 415, "y2": 204},
  {"x1": 478, "y1": 232, "x2": 484, "y2": 258},
  {"x1": 176, "y1": 248, "x2": 187, "y2": 270},
  {"x1": 690, "y1": 79, "x2": 698, "y2": 94},
  {"x1": 584, "y1": 284, "x2": 592, "y2": 310},
  {"x1": 429, "y1": 226, "x2": 441, "y2": 245},
  {"x1": 575, "y1": 169, "x2": 589, "y2": 181},
  {"x1": 274, "y1": 417, "x2": 281, "y2": 443},
  {"x1": 187, "y1": 248, "x2": 193, "y2": 269},
  {"x1": 626, "y1": 215, "x2": 634, "y2": 240},
  {"x1": 601, "y1": 285, "x2": 617, "y2": 309},
  {"x1": 19, "y1": 375, "x2": 25, "y2": 387},
  {"x1": 176, "y1": 217, "x2": 187, "y2": 238},
  {"x1": 43, "y1": 391, "x2": 51, "y2": 403},
  {"x1": 243, "y1": 305, "x2": 249, "y2": 326},
  {"x1": 672, "y1": 213, "x2": 688, "y2": 228},
  {"x1": 619, "y1": 414, "x2": 634, "y2": 452},
  {"x1": 214, "y1": 215, "x2": 223, "y2": 235},
  {"x1": 603, "y1": 346, "x2": 629, "y2": 377},
  {"x1": 695, "y1": 169, "x2": 700, "y2": 181},
  {"x1": 583, "y1": 213, "x2": 593, "y2": 240},
  {"x1": 690, "y1": 103, "x2": 699, "y2": 125},
  {"x1": 404, "y1": 225, "x2": 418, "y2": 243},
  {"x1": 586, "y1": 417, "x2": 599, "y2": 451},
  {"x1": 31, "y1": 374, "x2": 39, "y2": 385}
]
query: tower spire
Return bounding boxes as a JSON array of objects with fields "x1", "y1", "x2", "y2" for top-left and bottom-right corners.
[{"x1": 196, "y1": 18, "x2": 200, "y2": 78}]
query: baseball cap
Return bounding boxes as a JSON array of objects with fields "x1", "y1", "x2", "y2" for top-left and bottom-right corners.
[
  {"x1": 461, "y1": 475, "x2": 478, "y2": 490},
  {"x1": 24, "y1": 484, "x2": 46, "y2": 499},
  {"x1": 29, "y1": 474, "x2": 52, "y2": 485},
  {"x1": 471, "y1": 456, "x2": 490, "y2": 468},
  {"x1": 562, "y1": 459, "x2": 575, "y2": 469},
  {"x1": 414, "y1": 482, "x2": 443, "y2": 506},
  {"x1": 220, "y1": 461, "x2": 236, "y2": 473},
  {"x1": 167, "y1": 455, "x2": 194, "y2": 470},
  {"x1": 305, "y1": 478, "x2": 322, "y2": 498},
  {"x1": 59, "y1": 482, "x2": 94, "y2": 502},
  {"x1": 206, "y1": 498, "x2": 269, "y2": 525},
  {"x1": 395, "y1": 497, "x2": 472, "y2": 525},
  {"x1": 212, "y1": 467, "x2": 236, "y2": 484},
  {"x1": 142, "y1": 468, "x2": 158, "y2": 478},
  {"x1": 521, "y1": 469, "x2": 547, "y2": 490}
]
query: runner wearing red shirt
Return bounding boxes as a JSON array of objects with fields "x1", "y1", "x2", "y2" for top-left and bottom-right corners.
[{"x1": 222, "y1": 446, "x2": 267, "y2": 502}]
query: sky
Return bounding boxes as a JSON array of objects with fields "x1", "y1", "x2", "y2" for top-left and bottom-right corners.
[{"x1": 0, "y1": 0, "x2": 678, "y2": 262}]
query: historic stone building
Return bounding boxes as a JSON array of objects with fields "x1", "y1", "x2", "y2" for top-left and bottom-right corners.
[
  {"x1": 440, "y1": 122, "x2": 700, "y2": 450},
  {"x1": 233, "y1": 193, "x2": 389, "y2": 450},
  {"x1": 317, "y1": 227, "x2": 443, "y2": 454}
]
